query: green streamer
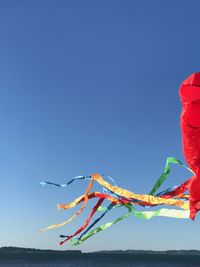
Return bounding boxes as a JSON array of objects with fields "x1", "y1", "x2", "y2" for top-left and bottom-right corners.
[
  {"x1": 70, "y1": 203, "x2": 189, "y2": 245},
  {"x1": 97, "y1": 206, "x2": 109, "y2": 212},
  {"x1": 149, "y1": 157, "x2": 193, "y2": 196},
  {"x1": 70, "y1": 204, "x2": 133, "y2": 246}
]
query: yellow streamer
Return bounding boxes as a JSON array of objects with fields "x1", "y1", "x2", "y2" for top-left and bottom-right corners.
[{"x1": 92, "y1": 174, "x2": 189, "y2": 210}]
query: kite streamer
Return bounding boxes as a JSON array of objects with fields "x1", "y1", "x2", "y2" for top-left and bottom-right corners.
[{"x1": 40, "y1": 72, "x2": 200, "y2": 245}]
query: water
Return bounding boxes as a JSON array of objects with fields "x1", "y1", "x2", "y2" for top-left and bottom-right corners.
[{"x1": 0, "y1": 254, "x2": 200, "y2": 267}]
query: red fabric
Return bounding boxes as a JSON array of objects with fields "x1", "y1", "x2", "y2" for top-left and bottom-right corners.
[
  {"x1": 160, "y1": 177, "x2": 192, "y2": 199},
  {"x1": 179, "y1": 72, "x2": 200, "y2": 219},
  {"x1": 60, "y1": 198, "x2": 104, "y2": 245}
]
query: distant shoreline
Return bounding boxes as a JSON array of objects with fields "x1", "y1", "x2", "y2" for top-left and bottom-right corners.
[
  {"x1": 1, "y1": 247, "x2": 200, "y2": 266},
  {"x1": 1, "y1": 246, "x2": 200, "y2": 256}
]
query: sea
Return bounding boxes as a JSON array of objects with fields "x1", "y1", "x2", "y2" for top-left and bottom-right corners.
[{"x1": 0, "y1": 254, "x2": 200, "y2": 267}]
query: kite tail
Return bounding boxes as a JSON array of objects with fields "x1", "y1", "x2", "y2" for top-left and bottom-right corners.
[{"x1": 40, "y1": 157, "x2": 194, "y2": 245}]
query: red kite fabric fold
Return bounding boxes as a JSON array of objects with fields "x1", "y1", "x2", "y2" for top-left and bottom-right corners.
[{"x1": 180, "y1": 72, "x2": 200, "y2": 219}]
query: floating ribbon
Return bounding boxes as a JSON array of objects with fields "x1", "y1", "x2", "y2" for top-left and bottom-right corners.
[
  {"x1": 68, "y1": 204, "x2": 189, "y2": 246},
  {"x1": 40, "y1": 157, "x2": 192, "y2": 245}
]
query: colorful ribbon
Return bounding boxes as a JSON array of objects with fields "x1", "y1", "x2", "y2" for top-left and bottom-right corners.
[{"x1": 40, "y1": 157, "x2": 193, "y2": 245}]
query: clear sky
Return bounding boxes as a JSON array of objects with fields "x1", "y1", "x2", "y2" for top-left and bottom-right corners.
[{"x1": 1, "y1": 0, "x2": 200, "y2": 252}]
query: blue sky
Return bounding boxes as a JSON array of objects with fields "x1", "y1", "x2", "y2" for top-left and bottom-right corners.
[{"x1": 1, "y1": 0, "x2": 200, "y2": 252}]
